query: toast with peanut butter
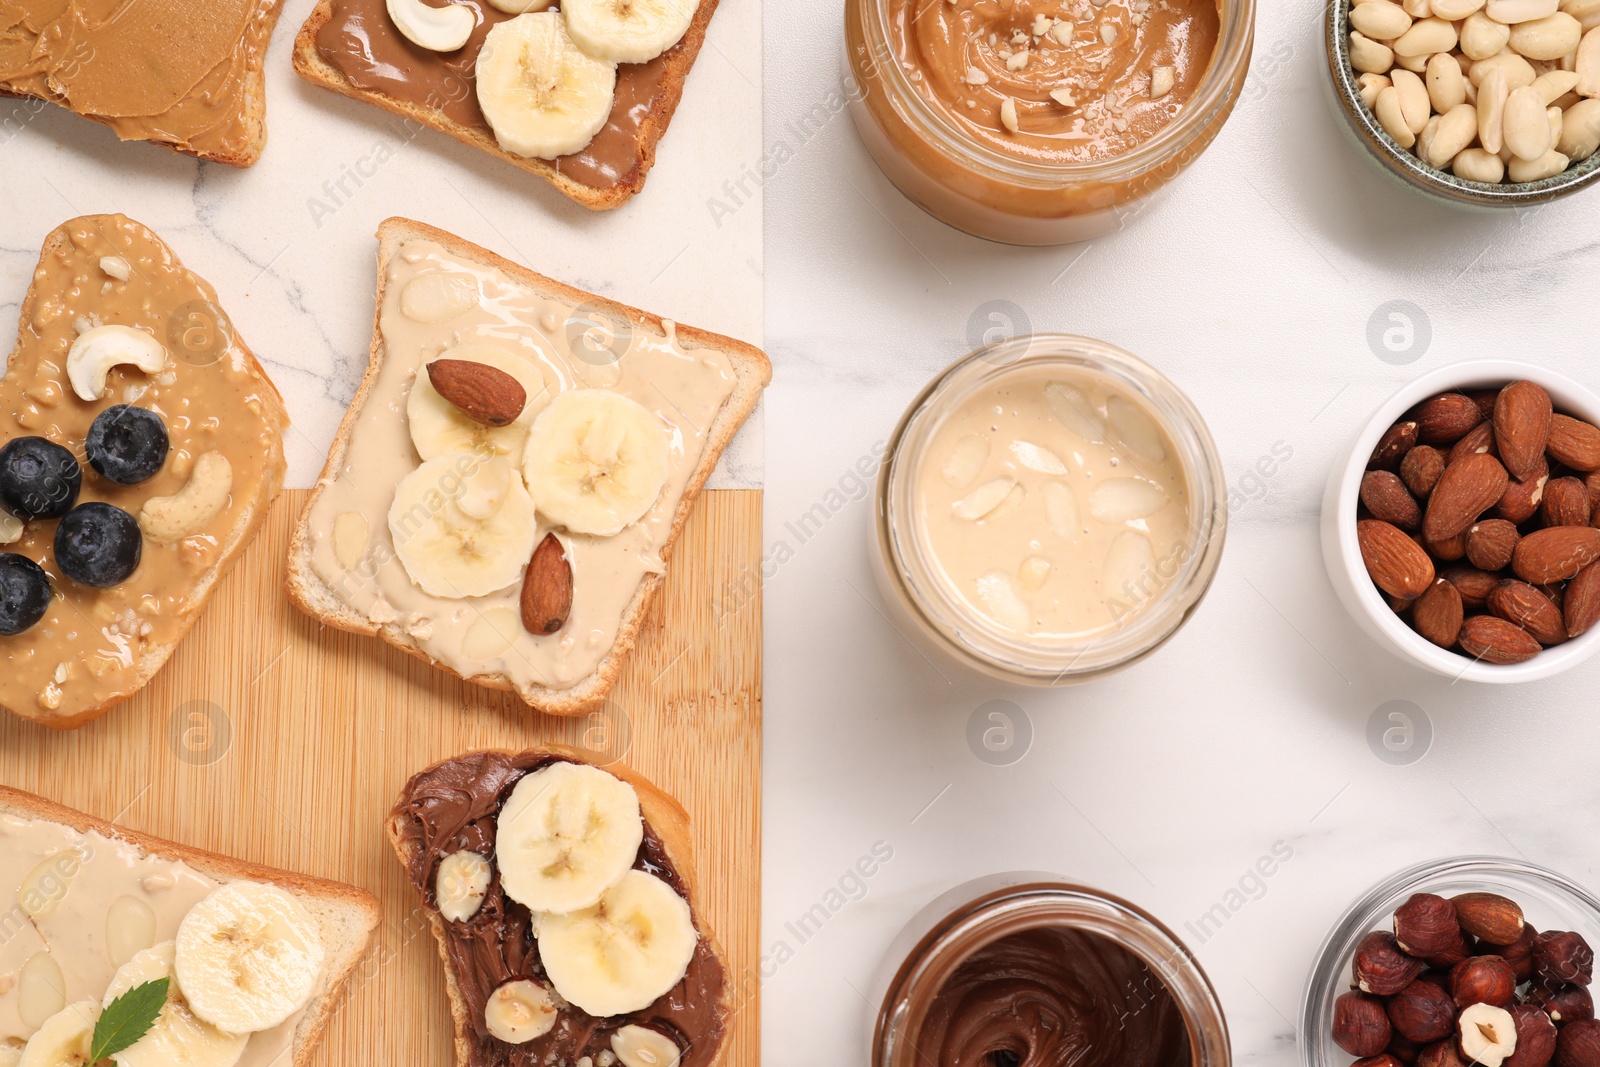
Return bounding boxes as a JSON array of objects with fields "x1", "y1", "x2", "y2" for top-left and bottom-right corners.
[
  {"x1": 386, "y1": 748, "x2": 729, "y2": 1067},
  {"x1": 291, "y1": 0, "x2": 719, "y2": 209},
  {"x1": 0, "y1": 215, "x2": 289, "y2": 729},
  {"x1": 0, "y1": 785, "x2": 379, "y2": 1067},
  {"x1": 285, "y1": 217, "x2": 767, "y2": 716},
  {"x1": 0, "y1": 0, "x2": 284, "y2": 166}
]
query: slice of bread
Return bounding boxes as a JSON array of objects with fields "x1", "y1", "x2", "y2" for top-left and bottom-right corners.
[
  {"x1": 385, "y1": 747, "x2": 729, "y2": 1067},
  {"x1": 284, "y1": 216, "x2": 769, "y2": 715},
  {"x1": 291, "y1": 0, "x2": 719, "y2": 209},
  {"x1": 0, "y1": 215, "x2": 290, "y2": 729},
  {"x1": 0, "y1": 0, "x2": 284, "y2": 167},
  {"x1": 0, "y1": 785, "x2": 380, "y2": 1067}
]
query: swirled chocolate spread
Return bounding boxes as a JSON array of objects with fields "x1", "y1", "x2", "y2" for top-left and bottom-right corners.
[
  {"x1": 311, "y1": 0, "x2": 686, "y2": 189},
  {"x1": 393, "y1": 752, "x2": 726, "y2": 1067},
  {"x1": 912, "y1": 927, "x2": 1191, "y2": 1067}
]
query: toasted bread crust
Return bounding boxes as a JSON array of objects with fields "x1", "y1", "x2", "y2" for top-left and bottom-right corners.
[
  {"x1": 283, "y1": 217, "x2": 769, "y2": 716},
  {"x1": 290, "y1": 0, "x2": 718, "y2": 209},
  {"x1": 3, "y1": 217, "x2": 290, "y2": 730},
  {"x1": 383, "y1": 746, "x2": 727, "y2": 1067},
  {"x1": 0, "y1": 785, "x2": 380, "y2": 1067}
]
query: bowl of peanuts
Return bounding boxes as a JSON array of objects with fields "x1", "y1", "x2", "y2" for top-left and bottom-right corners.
[{"x1": 1327, "y1": 0, "x2": 1600, "y2": 205}]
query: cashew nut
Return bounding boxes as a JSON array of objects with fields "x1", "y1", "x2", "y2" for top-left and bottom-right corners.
[
  {"x1": 139, "y1": 451, "x2": 232, "y2": 543},
  {"x1": 385, "y1": 0, "x2": 474, "y2": 52},
  {"x1": 485, "y1": 0, "x2": 552, "y2": 14},
  {"x1": 66, "y1": 325, "x2": 168, "y2": 402},
  {"x1": 0, "y1": 509, "x2": 21, "y2": 545}
]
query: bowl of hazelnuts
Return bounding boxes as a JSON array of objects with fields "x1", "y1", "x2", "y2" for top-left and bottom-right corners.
[
  {"x1": 1302, "y1": 857, "x2": 1600, "y2": 1067},
  {"x1": 1322, "y1": 360, "x2": 1600, "y2": 683}
]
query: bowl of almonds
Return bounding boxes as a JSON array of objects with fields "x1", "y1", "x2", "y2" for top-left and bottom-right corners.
[
  {"x1": 1327, "y1": 0, "x2": 1600, "y2": 206},
  {"x1": 1322, "y1": 360, "x2": 1600, "y2": 681},
  {"x1": 1302, "y1": 857, "x2": 1600, "y2": 1067}
]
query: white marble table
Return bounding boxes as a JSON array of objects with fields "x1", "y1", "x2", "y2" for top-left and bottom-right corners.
[{"x1": 762, "y1": 1, "x2": 1600, "y2": 1064}]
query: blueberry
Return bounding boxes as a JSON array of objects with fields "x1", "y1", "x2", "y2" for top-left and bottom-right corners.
[
  {"x1": 0, "y1": 553, "x2": 51, "y2": 636},
  {"x1": 85, "y1": 406, "x2": 169, "y2": 486},
  {"x1": 0, "y1": 437, "x2": 81, "y2": 520},
  {"x1": 54, "y1": 503, "x2": 142, "y2": 588}
]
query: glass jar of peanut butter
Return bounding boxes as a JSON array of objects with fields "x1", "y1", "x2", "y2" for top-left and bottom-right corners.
[
  {"x1": 844, "y1": 0, "x2": 1256, "y2": 245},
  {"x1": 871, "y1": 334, "x2": 1227, "y2": 685},
  {"x1": 868, "y1": 874, "x2": 1232, "y2": 1067}
]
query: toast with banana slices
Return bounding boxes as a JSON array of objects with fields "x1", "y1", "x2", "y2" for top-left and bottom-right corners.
[
  {"x1": 0, "y1": 785, "x2": 378, "y2": 1067},
  {"x1": 387, "y1": 748, "x2": 728, "y2": 1067},
  {"x1": 284, "y1": 217, "x2": 768, "y2": 715}
]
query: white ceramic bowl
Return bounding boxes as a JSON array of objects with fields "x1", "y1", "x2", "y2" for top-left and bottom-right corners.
[{"x1": 1321, "y1": 360, "x2": 1600, "y2": 684}]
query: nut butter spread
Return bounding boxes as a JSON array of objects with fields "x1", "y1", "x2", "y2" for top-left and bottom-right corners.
[
  {"x1": 312, "y1": 0, "x2": 680, "y2": 189},
  {"x1": 303, "y1": 239, "x2": 737, "y2": 696},
  {"x1": 911, "y1": 926, "x2": 1191, "y2": 1067},
  {"x1": 394, "y1": 752, "x2": 726, "y2": 1067},
  {"x1": 0, "y1": 0, "x2": 277, "y2": 160},
  {"x1": 890, "y1": 0, "x2": 1221, "y2": 162},
  {"x1": 0, "y1": 814, "x2": 308, "y2": 1067},
  {"x1": 0, "y1": 215, "x2": 288, "y2": 725}
]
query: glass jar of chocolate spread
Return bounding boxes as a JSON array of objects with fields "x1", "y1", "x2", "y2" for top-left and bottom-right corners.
[
  {"x1": 843, "y1": 0, "x2": 1257, "y2": 245},
  {"x1": 871, "y1": 334, "x2": 1227, "y2": 686},
  {"x1": 870, "y1": 875, "x2": 1231, "y2": 1067}
]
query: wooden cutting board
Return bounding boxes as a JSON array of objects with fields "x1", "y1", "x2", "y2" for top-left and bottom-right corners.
[{"x1": 0, "y1": 488, "x2": 762, "y2": 1066}]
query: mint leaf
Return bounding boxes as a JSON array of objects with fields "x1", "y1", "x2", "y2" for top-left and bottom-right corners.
[{"x1": 90, "y1": 978, "x2": 168, "y2": 1064}]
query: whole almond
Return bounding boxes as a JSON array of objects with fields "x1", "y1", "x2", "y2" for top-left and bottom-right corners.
[
  {"x1": 1542, "y1": 476, "x2": 1593, "y2": 527},
  {"x1": 1487, "y1": 581, "x2": 1568, "y2": 647},
  {"x1": 1448, "y1": 421, "x2": 1498, "y2": 466},
  {"x1": 1565, "y1": 561, "x2": 1600, "y2": 639},
  {"x1": 1418, "y1": 393, "x2": 1485, "y2": 445},
  {"x1": 1548, "y1": 414, "x2": 1600, "y2": 472},
  {"x1": 1424, "y1": 453, "x2": 1510, "y2": 543},
  {"x1": 1414, "y1": 579, "x2": 1465, "y2": 648},
  {"x1": 1360, "y1": 519, "x2": 1437, "y2": 600},
  {"x1": 1459, "y1": 615, "x2": 1543, "y2": 665},
  {"x1": 1466, "y1": 519, "x2": 1521, "y2": 572},
  {"x1": 426, "y1": 359, "x2": 528, "y2": 427},
  {"x1": 520, "y1": 533, "x2": 574, "y2": 635},
  {"x1": 1499, "y1": 460, "x2": 1550, "y2": 524},
  {"x1": 1402, "y1": 446, "x2": 1448, "y2": 499},
  {"x1": 1363, "y1": 471, "x2": 1423, "y2": 531},
  {"x1": 1425, "y1": 531, "x2": 1469, "y2": 562},
  {"x1": 1494, "y1": 380, "x2": 1554, "y2": 482},
  {"x1": 1443, "y1": 566, "x2": 1503, "y2": 609},
  {"x1": 1469, "y1": 390, "x2": 1501, "y2": 422},
  {"x1": 1371, "y1": 420, "x2": 1421, "y2": 470},
  {"x1": 1453, "y1": 893, "x2": 1526, "y2": 945},
  {"x1": 1513, "y1": 526, "x2": 1600, "y2": 584}
]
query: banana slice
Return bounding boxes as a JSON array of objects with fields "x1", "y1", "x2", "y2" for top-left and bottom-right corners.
[
  {"x1": 103, "y1": 943, "x2": 248, "y2": 1067},
  {"x1": 537, "y1": 870, "x2": 698, "y2": 1018},
  {"x1": 476, "y1": 12, "x2": 617, "y2": 160},
  {"x1": 496, "y1": 761, "x2": 643, "y2": 915},
  {"x1": 522, "y1": 390, "x2": 670, "y2": 538},
  {"x1": 408, "y1": 344, "x2": 548, "y2": 462},
  {"x1": 15, "y1": 1003, "x2": 97, "y2": 1067},
  {"x1": 562, "y1": 0, "x2": 696, "y2": 64},
  {"x1": 173, "y1": 882, "x2": 325, "y2": 1035},
  {"x1": 389, "y1": 454, "x2": 538, "y2": 599}
]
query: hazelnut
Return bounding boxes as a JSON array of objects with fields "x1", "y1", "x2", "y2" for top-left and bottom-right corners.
[
  {"x1": 1338, "y1": 991, "x2": 1396, "y2": 1057},
  {"x1": 1454, "y1": 893, "x2": 1527, "y2": 946},
  {"x1": 1391, "y1": 979, "x2": 1462, "y2": 1044},
  {"x1": 1418, "y1": 1041, "x2": 1471, "y2": 1067},
  {"x1": 1504, "y1": 1005, "x2": 1558, "y2": 1067},
  {"x1": 1489, "y1": 925, "x2": 1541, "y2": 984},
  {"x1": 1556, "y1": 1019, "x2": 1600, "y2": 1067},
  {"x1": 1356, "y1": 1058, "x2": 1406, "y2": 1067},
  {"x1": 1426, "y1": 933, "x2": 1477, "y2": 971},
  {"x1": 1530, "y1": 985, "x2": 1596, "y2": 1025},
  {"x1": 1390, "y1": 1035, "x2": 1423, "y2": 1065},
  {"x1": 1536, "y1": 932, "x2": 1596, "y2": 988},
  {"x1": 1399, "y1": 894, "x2": 1467, "y2": 959},
  {"x1": 1360, "y1": 931, "x2": 1429, "y2": 996},
  {"x1": 1459, "y1": 1003, "x2": 1520, "y2": 1067},
  {"x1": 1452, "y1": 955, "x2": 1517, "y2": 1009}
]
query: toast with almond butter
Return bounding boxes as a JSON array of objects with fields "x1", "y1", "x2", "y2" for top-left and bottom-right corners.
[{"x1": 284, "y1": 216, "x2": 768, "y2": 715}]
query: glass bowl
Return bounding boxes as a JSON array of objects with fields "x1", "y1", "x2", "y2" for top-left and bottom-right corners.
[
  {"x1": 1324, "y1": 0, "x2": 1600, "y2": 208},
  {"x1": 1300, "y1": 856, "x2": 1600, "y2": 1067}
]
